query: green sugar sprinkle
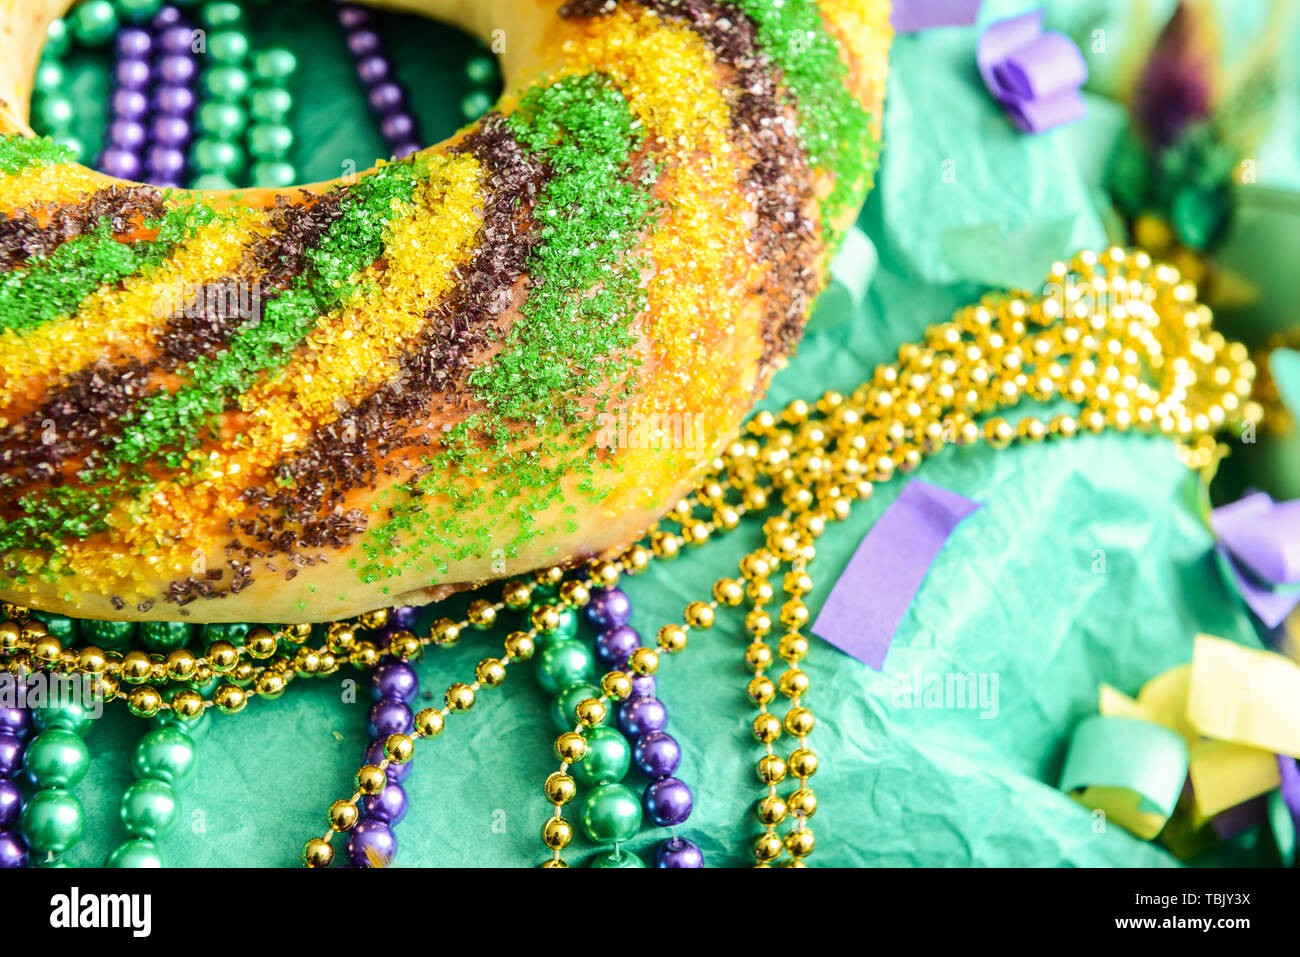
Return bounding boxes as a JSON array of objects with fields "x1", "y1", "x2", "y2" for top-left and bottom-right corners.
[
  {"x1": 105, "y1": 158, "x2": 425, "y2": 469},
  {"x1": 0, "y1": 134, "x2": 77, "y2": 176},
  {"x1": 0, "y1": 474, "x2": 152, "y2": 562},
  {"x1": 0, "y1": 203, "x2": 219, "y2": 335},
  {"x1": 361, "y1": 72, "x2": 659, "y2": 582},
  {"x1": 736, "y1": 0, "x2": 878, "y2": 228},
  {"x1": 0, "y1": 159, "x2": 427, "y2": 555},
  {"x1": 472, "y1": 71, "x2": 656, "y2": 429}
]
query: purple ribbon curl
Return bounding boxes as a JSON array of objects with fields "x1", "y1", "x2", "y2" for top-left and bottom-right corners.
[
  {"x1": 978, "y1": 9, "x2": 1088, "y2": 133},
  {"x1": 1210, "y1": 491, "x2": 1300, "y2": 629}
]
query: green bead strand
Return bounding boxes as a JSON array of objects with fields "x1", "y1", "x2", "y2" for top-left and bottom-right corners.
[
  {"x1": 198, "y1": 621, "x2": 249, "y2": 647},
  {"x1": 139, "y1": 620, "x2": 193, "y2": 653},
  {"x1": 571, "y1": 726, "x2": 631, "y2": 787},
  {"x1": 106, "y1": 838, "x2": 163, "y2": 868},
  {"x1": 33, "y1": 700, "x2": 97, "y2": 736},
  {"x1": 43, "y1": 19, "x2": 71, "y2": 60},
  {"x1": 588, "y1": 847, "x2": 646, "y2": 868},
  {"x1": 191, "y1": 137, "x2": 246, "y2": 178},
  {"x1": 248, "y1": 160, "x2": 296, "y2": 189},
  {"x1": 68, "y1": 0, "x2": 119, "y2": 48},
  {"x1": 133, "y1": 726, "x2": 200, "y2": 789},
  {"x1": 196, "y1": 100, "x2": 248, "y2": 140},
  {"x1": 243, "y1": 45, "x2": 297, "y2": 188},
  {"x1": 248, "y1": 87, "x2": 292, "y2": 124},
  {"x1": 34, "y1": 94, "x2": 76, "y2": 134},
  {"x1": 33, "y1": 60, "x2": 67, "y2": 96},
  {"x1": 208, "y1": 28, "x2": 251, "y2": 65},
  {"x1": 189, "y1": 12, "x2": 252, "y2": 190},
  {"x1": 108, "y1": 720, "x2": 199, "y2": 866},
  {"x1": 82, "y1": 619, "x2": 137, "y2": 650},
  {"x1": 21, "y1": 789, "x2": 86, "y2": 856},
  {"x1": 247, "y1": 122, "x2": 293, "y2": 160},
  {"x1": 200, "y1": 1, "x2": 244, "y2": 30},
  {"x1": 25, "y1": 729, "x2": 91, "y2": 790},
  {"x1": 251, "y1": 47, "x2": 297, "y2": 85},
  {"x1": 28, "y1": 610, "x2": 78, "y2": 642},
  {"x1": 465, "y1": 53, "x2": 497, "y2": 87},
  {"x1": 115, "y1": 0, "x2": 164, "y2": 24},
  {"x1": 535, "y1": 639, "x2": 594, "y2": 696},
  {"x1": 550, "y1": 682, "x2": 604, "y2": 733},
  {"x1": 119, "y1": 778, "x2": 180, "y2": 839},
  {"x1": 202, "y1": 65, "x2": 252, "y2": 102},
  {"x1": 579, "y1": 783, "x2": 641, "y2": 845},
  {"x1": 20, "y1": 700, "x2": 94, "y2": 864},
  {"x1": 460, "y1": 90, "x2": 492, "y2": 122}
]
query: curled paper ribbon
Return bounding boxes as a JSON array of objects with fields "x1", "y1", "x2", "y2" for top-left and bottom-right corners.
[
  {"x1": 890, "y1": 0, "x2": 982, "y2": 33},
  {"x1": 1278, "y1": 754, "x2": 1300, "y2": 824},
  {"x1": 1210, "y1": 491, "x2": 1300, "y2": 629},
  {"x1": 1059, "y1": 714, "x2": 1189, "y2": 840},
  {"x1": 1076, "y1": 636, "x2": 1300, "y2": 846},
  {"x1": 1211, "y1": 492, "x2": 1300, "y2": 587},
  {"x1": 1274, "y1": 755, "x2": 1300, "y2": 864},
  {"x1": 977, "y1": 10, "x2": 1088, "y2": 133},
  {"x1": 1188, "y1": 635, "x2": 1300, "y2": 759},
  {"x1": 1210, "y1": 794, "x2": 1269, "y2": 841},
  {"x1": 1187, "y1": 739, "x2": 1280, "y2": 823},
  {"x1": 1268, "y1": 789, "x2": 1296, "y2": 865}
]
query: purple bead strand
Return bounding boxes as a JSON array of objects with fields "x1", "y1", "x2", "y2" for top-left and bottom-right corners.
[
  {"x1": 586, "y1": 586, "x2": 703, "y2": 868},
  {"x1": 98, "y1": 6, "x2": 200, "y2": 187},
  {"x1": 146, "y1": 7, "x2": 200, "y2": 188},
  {"x1": 346, "y1": 608, "x2": 419, "y2": 868},
  {"x1": 99, "y1": 23, "x2": 155, "y2": 180},
  {"x1": 0, "y1": 684, "x2": 31, "y2": 869},
  {"x1": 335, "y1": 3, "x2": 422, "y2": 160}
]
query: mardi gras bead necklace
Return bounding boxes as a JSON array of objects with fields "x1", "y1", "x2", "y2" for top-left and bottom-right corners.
[
  {"x1": 0, "y1": 248, "x2": 1258, "y2": 867},
  {"x1": 336, "y1": 2, "x2": 422, "y2": 162},
  {"x1": 743, "y1": 547, "x2": 818, "y2": 865},
  {"x1": 35, "y1": 0, "x2": 501, "y2": 191},
  {"x1": 343, "y1": 644, "x2": 421, "y2": 867},
  {"x1": 0, "y1": 703, "x2": 29, "y2": 867},
  {"x1": 0, "y1": 701, "x2": 35, "y2": 867},
  {"x1": 544, "y1": 585, "x2": 702, "y2": 868},
  {"x1": 304, "y1": 247, "x2": 1255, "y2": 868},
  {"x1": 606, "y1": 595, "x2": 703, "y2": 869}
]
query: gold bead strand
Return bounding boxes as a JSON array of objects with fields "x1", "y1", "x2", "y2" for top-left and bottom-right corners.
[
  {"x1": 744, "y1": 544, "x2": 787, "y2": 868},
  {"x1": 539, "y1": 675, "x2": 623, "y2": 868},
  {"x1": 302, "y1": 622, "x2": 538, "y2": 867},
  {"x1": 776, "y1": 554, "x2": 817, "y2": 867}
]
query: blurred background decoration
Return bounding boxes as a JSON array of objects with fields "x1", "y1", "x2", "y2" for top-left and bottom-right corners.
[{"x1": 1072, "y1": 0, "x2": 1300, "y2": 502}]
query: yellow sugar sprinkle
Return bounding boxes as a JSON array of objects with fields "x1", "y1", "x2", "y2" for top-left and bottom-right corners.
[
  {"x1": 818, "y1": 0, "x2": 892, "y2": 138},
  {"x1": 0, "y1": 209, "x2": 265, "y2": 408},
  {"x1": 556, "y1": 8, "x2": 765, "y2": 512},
  {"x1": 241, "y1": 153, "x2": 482, "y2": 430},
  {"x1": 62, "y1": 154, "x2": 485, "y2": 593},
  {"x1": 0, "y1": 162, "x2": 110, "y2": 216},
  {"x1": 559, "y1": 9, "x2": 730, "y2": 154}
]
